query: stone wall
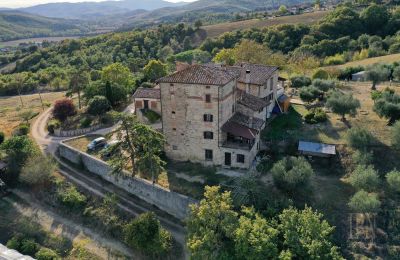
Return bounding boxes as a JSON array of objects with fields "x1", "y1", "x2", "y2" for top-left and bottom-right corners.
[{"x1": 59, "y1": 139, "x2": 197, "y2": 220}]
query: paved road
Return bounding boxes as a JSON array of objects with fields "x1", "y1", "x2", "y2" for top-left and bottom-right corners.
[{"x1": 30, "y1": 106, "x2": 188, "y2": 259}]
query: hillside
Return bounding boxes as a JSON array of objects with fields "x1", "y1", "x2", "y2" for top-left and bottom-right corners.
[
  {"x1": 20, "y1": 0, "x2": 186, "y2": 20},
  {"x1": 326, "y1": 53, "x2": 400, "y2": 69},
  {"x1": 0, "y1": 11, "x2": 90, "y2": 41}
]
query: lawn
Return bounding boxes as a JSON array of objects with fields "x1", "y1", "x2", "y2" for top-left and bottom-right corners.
[
  {"x1": 202, "y1": 11, "x2": 328, "y2": 39},
  {"x1": 0, "y1": 91, "x2": 65, "y2": 137},
  {"x1": 326, "y1": 53, "x2": 400, "y2": 69},
  {"x1": 64, "y1": 135, "x2": 104, "y2": 158}
]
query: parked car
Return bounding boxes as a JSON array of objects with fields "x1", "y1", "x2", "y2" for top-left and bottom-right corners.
[
  {"x1": 87, "y1": 137, "x2": 107, "y2": 151},
  {"x1": 101, "y1": 140, "x2": 120, "y2": 159}
]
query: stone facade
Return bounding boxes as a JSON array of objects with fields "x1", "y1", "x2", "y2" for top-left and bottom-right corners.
[{"x1": 158, "y1": 64, "x2": 279, "y2": 169}]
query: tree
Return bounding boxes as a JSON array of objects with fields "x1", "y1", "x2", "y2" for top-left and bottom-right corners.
[
  {"x1": 278, "y1": 207, "x2": 343, "y2": 259},
  {"x1": 360, "y1": 4, "x2": 389, "y2": 35},
  {"x1": 392, "y1": 121, "x2": 400, "y2": 149},
  {"x1": 366, "y1": 64, "x2": 390, "y2": 90},
  {"x1": 0, "y1": 131, "x2": 4, "y2": 145},
  {"x1": 52, "y1": 99, "x2": 77, "y2": 121},
  {"x1": 346, "y1": 127, "x2": 374, "y2": 151},
  {"x1": 234, "y1": 207, "x2": 279, "y2": 260},
  {"x1": 194, "y1": 20, "x2": 203, "y2": 30},
  {"x1": 124, "y1": 212, "x2": 172, "y2": 256},
  {"x1": 109, "y1": 114, "x2": 165, "y2": 181},
  {"x1": 348, "y1": 165, "x2": 380, "y2": 192},
  {"x1": 213, "y1": 48, "x2": 236, "y2": 66},
  {"x1": 290, "y1": 75, "x2": 312, "y2": 88},
  {"x1": 373, "y1": 89, "x2": 400, "y2": 124},
  {"x1": 312, "y1": 79, "x2": 336, "y2": 92},
  {"x1": 278, "y1": 5, "x2": 288, "y2": 15},
  {"x1": 35, "y1": 248, "x2": 60, "y2": 260},
  {"x1": 326, "y1": 91, "x2": 360, "y2": 121},
  {"x1": 143, "y1": 60, "x2": 168, "y2": 82},
  {"x1": 312, "y1": 69, "x2": 329, "y2": 80},
  {"x1": 101, "y1": 63, "x2": 133, "y2": 90},
  {"x1": 87, "y1": 96, "x2": 110, "y2": 116},
  {"x1": 299, "y1": 86, "x2": 321, "y2": 103},
  {"x1": 386, "y1": 170, "x2": 400, "y2": 193},
  {"x1": 271, "y1": 156, "x2": 314, "y2": 190},
  {"x1": 233, "y1": 40, "x2": 273, "y2": 65},
  {"x1": 393, "y1": 66, "x2": 400, "y2": 82},
  {"x1": 187, "y1": 186, "x2": 238, "y2": 259},
  {"x1": 348, "y1": 190, "x2": 381, "y2": 213},
  {"x1": 0, "y1": 136, "x2": 39, "y2": 183},
  {"x1": 68, "y1": 69, "x2": 89, "y2": 109},
  {"x1": 20, "y1": 155, "x2": 55, "y2": 186}
]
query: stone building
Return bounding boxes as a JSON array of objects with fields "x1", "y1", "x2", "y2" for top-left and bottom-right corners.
[
  {"x1": 132, "y1": 87, "x2": 161, "y2": 114},
  {"x1": 157, "y1": 63, "x2": 279, "y2": 169}
]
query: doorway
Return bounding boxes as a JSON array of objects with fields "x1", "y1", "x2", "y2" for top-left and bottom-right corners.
[{"x1": 225, "y1": 152, "x2": 231, "y2": 166}]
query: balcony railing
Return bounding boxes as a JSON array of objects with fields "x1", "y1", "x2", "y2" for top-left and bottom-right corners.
[{"x1": 221, "y1": 139, "x2": 255, "y2": 151}]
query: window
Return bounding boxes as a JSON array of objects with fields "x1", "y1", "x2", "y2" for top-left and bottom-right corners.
[
  {"x1": 172, "y1": 111, "x2": 176, "y2": 114},
  {"x1": 170, "y1": 83, "x2": 174, "y2": 86},
  {"x1": 205, "y1": 149, "x2": 213, "y2": 160},
  {"x1": 206, "y1": 86, "x2": 210, "y2": 89},
  {"x1": 203, "y1": 114, "x2": 213, "y2": 122},
  {"x1": 172, "y1": 128, "x2": 176, "y2": 131},
  {"x1": 237, "y1": 154, "x2": 245, "y2": 163},
  {"x1": 203, "y1": 131, "x2": 214, "y2": 139},
  {"x1": 205, "y1": 94, "x2": 211, "y2": 103},
  {"x1": 172, "y1": 145, "x2": 178, "y2": 150}
]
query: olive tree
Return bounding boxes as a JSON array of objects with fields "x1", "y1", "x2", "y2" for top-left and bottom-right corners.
[
  {"x1": 326, "y1": 91, "x2": 360, "y2": 121},
  {"x1": 348, "y1": 165, "x2": 380, "y2": 192},
  {"x1": 391, "y1": 121, "x2": 400, "y2": 148},
  {"x1": 271, "y1": 156, "x2": 314, "y2": 190},
  {"x1": 348, "y1": 190, "x2": 381, "y2": 213}
]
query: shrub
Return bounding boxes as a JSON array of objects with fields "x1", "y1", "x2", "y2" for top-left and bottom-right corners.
[
  {"x1": 312, "y1": 69, "x2": 329, "y2": 79},
  {"x1": 87, "y1": 96, "x2": 110, "y2": 116},
  {"x1": 348, "y1": 190, "x2": 381, "y2": 213},
  {"x1": 299, "y1": 86, "x2": 321, "y2": 103},
  {"x1": 348, "y1": 165, "x2": 380, "y2": 192},
  {"x1": 352, "y1": 150, "x2": 373, "y2": 165},
  {"x1": 323, "y1": 54, "x2": 346, "y2": 66},
  {"x1": 140, "y1": 82, "x2": 153, "y2": 88},
  {"x1": 47, "y1": 119, "x2": 61, "y2": 134},
  {"x1": 20, "y1": 155, "x2": 55, "y2": 186},
  {"x1": 0, "y1": 131, "x2": 4, "y2": 144},
  {"x1": 52, "y1": 99, "x2": 76, "y2": 121},
  {"x1": 124, "y1": 212, "x2": 172, "y2": 256},
  {"x1": 386, "y1": 170, "x2": 400, "y2": 193},
  {"x1": 304, "y1": 108, "x2": 327, "y2": 124},
  {"x1": 35, "y1": 248, "x2": 60, "y2": 260},
  {"x1": 290, "y1": 75, "x2": 312, "y2": 88},
  {"x1": 392, "y1": 121, "x2": 400, "y2": 149},
  {"x1": 79, "y1": 117, "x2": 92, "y2": 128},
  {"x1": 20, "y1": 239, "x2": 39, "y2": 256},
  {"x1": 312, "y1": 79, "x2": 336, "y2": 92},
  {"x1": 57, "y1": 185, "x2": 87, "y2": 210},
  {"x1": 143, "y1": 110, "x2": 161, "y2": 123},
  {"x1": 18, "y1": 123, "x2": 30, "y2": 135},
  {"x1": 346, "y1": 127, "x2": 374, "y2": 151},
  {"x1": 271, "y1": 156, "x2": 314, "y2": 190},
  {"x1": 6, "y1": 235, "x2": 21, "y2": 250}
]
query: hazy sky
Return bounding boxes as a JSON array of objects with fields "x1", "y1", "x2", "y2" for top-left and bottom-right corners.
[{"x1": 0, "y1": 0, "x2": 196, "y2": 8}]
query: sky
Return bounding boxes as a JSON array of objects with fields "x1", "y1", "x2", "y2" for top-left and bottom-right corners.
[{"x1": 0, "y1": 0, "x2": 196, "y2": 8}]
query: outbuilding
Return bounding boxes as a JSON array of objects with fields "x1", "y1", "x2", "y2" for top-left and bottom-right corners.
[
  {"x1": 298, "y1": 141, "x2": 336, "y2": 157},
  {"x1": 351, "y1": 71, "x2": 367, "y2": 82},
  {"x1": 132, "y1": 87, "x2": 161, "y2": 114}
]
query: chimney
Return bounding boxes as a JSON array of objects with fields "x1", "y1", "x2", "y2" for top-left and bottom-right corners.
[
  {"x1": 249, "y1": 116, "x2": 253, "y2": 128},
  {"x1": 245, "y1": 70, "x2": 251, "y2": 93}
]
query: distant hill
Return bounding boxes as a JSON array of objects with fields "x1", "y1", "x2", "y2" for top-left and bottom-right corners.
[
  {"x1": 19, "y1": 0, "x2": 187, "y2": 20},
  {"x1": 0, "y1": 11, "x2": 90, "y2": 41}
]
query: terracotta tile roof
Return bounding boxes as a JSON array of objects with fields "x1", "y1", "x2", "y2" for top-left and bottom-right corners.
[
  {"x1": 235, "y1": 63, "x2": 278, "y2": 85},
  {"x1": 229, "y1": 112, "x2": 265, "y2": 131},
  {"x1": 156, "y1": 65, "x2": 240, "y2": 86},
  {"x1": 237, "y1": 90, "x2": 269, "y2": 111},
  {"x1": 132, "y1": 87, "x2": 160, "y2": 99}
]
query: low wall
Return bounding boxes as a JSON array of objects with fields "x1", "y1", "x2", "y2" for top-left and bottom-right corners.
[
  {"x1": 59, "y1": 139, "x2": 197, "y2": 220},
  {"x1": 54, "y1": 124, "x2": 104, "y2": 137}
]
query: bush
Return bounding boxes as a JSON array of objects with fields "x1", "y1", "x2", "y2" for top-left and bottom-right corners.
[
  {"x1": 312, "y1": 69, "x2": 329, "y2": 79},
  {"x1": 392, "y1": 121, "x2": 400, "y2": 149},
  {"x1": 346, "y1": 127, "x2": 374, "y2": 151},
  {"x1": 323, "y1": 54, "x2": 346, "y2": 65},
  {"x1": 18, "y1": 123, "x2": 30, "y2": 136},
  {"x1": 57, "y1": 185, "x2": 87, "y2": 210},
  {"x1": 52, "y1": 99, "x2": 76, "y2": 121},
  {"x1": 20, "y1": 155, "x2": 55, "y2": 186},
  {"x1": 87, "y1": 96, "x2": 110, "y2": 116},
  {"x1": 290, "y1": 75, "x2": 312, "y2": 88},
  {"x1": 6, "y1": 235, "x2": 22, "y2": 250},
  {"x1": 352, "y1": 150, "x2": 373, "y2": 165},
  {"x1": 47, "y1": 119, "x2": 61, "y2": 134},
  {"x1": 299, "y1": 86, "x2": 321, "y2": 103},
  {"x1": 386, "y1": 170, "x2": 400, "y2": 193},
  {"x1": 271, "y1": 156, "x2": 314, "y2": 190},
  {"x1": 79, "y1": 117, "x2": 92, "y2": 128},
  {"x1": 348, "y1": 190, "x2": 381, "y2": 213},
  {"x1": 20, "y1": 239, "x2": 39, "y2": 256},
  {"x1": 348, "y1": 165, "x2": 380, "y2": 192},
  {"x1": 35, "y1": 248, "x2": 60, "y2": 260},
  {"x1": 124, "y1": 212, "x2": 172, "y2": 256},
  {"x1": 312, "y1": 79, "x2": 336, "y2": 92},
  {"x1": 143, "y1": 109, "x2": 161, "y2": 123},
  {"x1": 0, "y1": 131, "x2": 5, "y2": 144},
  {"x1": 304, "y1": 108, "x2": 327, "y2": 124}
]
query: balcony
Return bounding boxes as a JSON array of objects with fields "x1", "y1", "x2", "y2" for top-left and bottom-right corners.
[{"x1": 221, "y1": 133, "x2": 255, "y2": 151}]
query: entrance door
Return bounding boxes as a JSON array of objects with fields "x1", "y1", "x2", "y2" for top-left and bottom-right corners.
[
  {"x1": 143, "y1": 100, "x2": 149, "y2": 109},
  {"x1": 225, "y1": 152, "x2": 231, "y2": 166}
]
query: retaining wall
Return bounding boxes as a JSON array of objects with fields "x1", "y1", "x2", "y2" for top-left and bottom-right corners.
[
  {"x1": 59, "y1": 139, "x2": 197, "y2": 220},
  {"x1": 53, "y1": 124, "x2": 104, "y2": 137}
]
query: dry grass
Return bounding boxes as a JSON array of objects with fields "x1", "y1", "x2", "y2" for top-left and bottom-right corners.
[
  {"x1": 202, "y1": 11, "x2": 328, "y2": 38},
  {"x1": 64, "y1": 135, "x2": 102, "y2": 155},
  {"x1": 0, "y1": 92, "x2": 65, "y2": 137},
  {"x1": 326, "y1": 53, "x2": 400, "y2": 69}
]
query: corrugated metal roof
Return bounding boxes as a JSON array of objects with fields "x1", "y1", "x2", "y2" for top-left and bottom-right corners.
[
  {"x1": 298, "y1": 141, "x2": 336, "y2": 155},
  {"x1": 0, "y1": 243, "x2": 35, "y2": 260}
]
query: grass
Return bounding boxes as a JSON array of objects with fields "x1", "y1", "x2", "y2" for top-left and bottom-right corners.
[
  {"x1": 64, "y1": 135, "x2": 103, "y2": 156},
  {"x1": 326, "y1": 53, "x2": 400, "y2": 69},
  {"x1": 142, "y1": 109, "x2": 161, "y2": 124},
  {"x1": 202, "y1": 11, "x2": 328, "y2": 39},
  {"x1": 0, "y1": 91, "x2": 65, "y2": 137}
]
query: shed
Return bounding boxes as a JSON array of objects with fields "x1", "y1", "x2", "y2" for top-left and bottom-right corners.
[
  {"x1": 132, "y1": 87, "x2": 161, "y2": 114},
  {"x1": 351, "y1": 71, "x2": 367, "y2": 82},
  {"x1": 298, "y1": 141, "x2": 336, "y2": 157}
]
